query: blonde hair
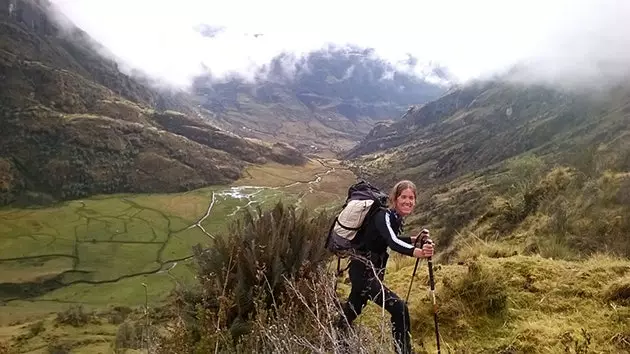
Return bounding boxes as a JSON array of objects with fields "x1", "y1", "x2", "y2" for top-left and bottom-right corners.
[{"x1": 387, "y1": 180, "x2": 417, "y2": 209}]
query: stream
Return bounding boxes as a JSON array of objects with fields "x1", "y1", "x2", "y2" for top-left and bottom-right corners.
[{"x1": 162, "y1": 158, "x2": 338, "y2": 273}]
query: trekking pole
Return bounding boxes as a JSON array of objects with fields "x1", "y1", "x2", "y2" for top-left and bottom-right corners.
[
  {"x1": 427, "y1": 256, "x2": 441, "y2": 354},
  {"x1": 405, "y1": 234, "x2": 423, "y2": 303},
  {"x1": 405, "y1": 229, "x2": 428, "y2": 303}
]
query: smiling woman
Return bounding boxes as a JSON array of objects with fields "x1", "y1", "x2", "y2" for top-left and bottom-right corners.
[{"x1": 335, "y1": 179, "x2": 435, "y2": 354}]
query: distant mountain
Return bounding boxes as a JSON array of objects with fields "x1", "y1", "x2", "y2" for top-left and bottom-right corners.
[
  {"x1": 0, "y1": 0, "x2": 306, "y2": 206},
  {"x1": 190, "y1": 47, "x2": 449, "y2": 153}
]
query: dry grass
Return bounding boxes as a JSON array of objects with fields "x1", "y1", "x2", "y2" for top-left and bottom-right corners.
[
  {"x1": 345, "y1": 252, "x2": 630, "y2": 353},
  {"x1": 603, "y1": 275, "x2": 630, "y2": 306},
  {"x1": 128, "y1": 191, "x2": 212, "y2": 222},
  {"x1": 0, "y1": 310, "x2": 119, "y2": 353}
]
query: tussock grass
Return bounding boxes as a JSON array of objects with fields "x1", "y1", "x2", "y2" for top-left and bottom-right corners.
[
  {"x1": 359, "y1": 253, "x2": 630, "y2": 353},
  {"x1": 603, "y1": 275, "x2": 630, "y2": 306}
]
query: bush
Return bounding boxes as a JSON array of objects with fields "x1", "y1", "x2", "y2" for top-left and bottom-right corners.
[
  {"x1": 114, "y1": 320, "x2": 150, "y2": 353},
  {"x1": 47, "y1": 341, "x2": 72, "y2": 354},
  {"x1": 108, "y1": 306, "x2": 133, "y2": 325},
  {"x1": 56, "y1": 305, "x2": 93, "y2": 327},
  {"x1": 156, "y1": 201, "x2": 332, "y2": 351},
  {"x1": 155, "y1": 201, "x2": 407, "y2": 353}
]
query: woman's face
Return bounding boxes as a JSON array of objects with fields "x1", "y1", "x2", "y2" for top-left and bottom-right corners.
[{"x1": 394, "y1": 188, "x2": 416, "y2": 216}]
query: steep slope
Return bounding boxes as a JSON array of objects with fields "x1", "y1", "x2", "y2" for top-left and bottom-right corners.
[
  {"x1": 346, "y1": 78, "x2": 630, "y2": 258},
  {"x1": 346, "y1": 80, "x2": 630, "y2": 187},
  {"x1": 192, "y1": 48, "x2": 448, "y2": 153},
  {"x1": 0, "y1": 0, "x2": 305, "y2": 206}
]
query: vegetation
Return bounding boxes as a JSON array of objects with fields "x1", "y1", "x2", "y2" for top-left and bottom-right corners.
[
  {"x1": 154, "y1": 201, "x2": 334, "y2": 353},
  {"x1": 0, "y1": 158, "x2": 355, "y2": 352},
  {"x1": 0, "y1": 2, "x2": 308, "y2": 207},
  {"x1": 1, "y1": 2, "x2": 630, "y2": 354}
]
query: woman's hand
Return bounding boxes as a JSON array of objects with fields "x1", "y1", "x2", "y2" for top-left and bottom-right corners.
[{"x1": 412, "y1": 242, "x2": 434, "y2": 258}]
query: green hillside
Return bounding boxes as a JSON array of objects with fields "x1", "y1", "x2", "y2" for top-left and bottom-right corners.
[
  {"x1": 0, "y1": 0, "x2": 306, "y2": 207},
  {"x1": 1, "y1": 0, "x2": 629, "y2": 353}
]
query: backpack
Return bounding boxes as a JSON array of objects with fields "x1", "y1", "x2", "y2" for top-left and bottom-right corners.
[{"x1": 325, "y1": 180, "x2": 389, "y2": 257}]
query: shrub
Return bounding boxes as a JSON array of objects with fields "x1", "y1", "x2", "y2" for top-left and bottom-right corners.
[
  {"x1": 114, "y1": 320, "x2": 151, "y2": 353},
  {"x1": 47, "y1": 341, "x2": 72, "y2": 354},
  {"x1": 155, "y1": 200, "x2": 407, "y2": 353},
  {"x1": 55, "y1": 305, "x2": 93, "y2": 327},
  {"x1": 108, "y1": 306, "x2": 133, "y2": 325}
]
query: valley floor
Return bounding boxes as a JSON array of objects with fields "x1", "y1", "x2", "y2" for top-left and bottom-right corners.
[
  {"x1": 1, "y1": 157, "x2": 629, "y2": 353},
  {"x1": 0, "y1": 157, "x2": 356, "y2": 353}
]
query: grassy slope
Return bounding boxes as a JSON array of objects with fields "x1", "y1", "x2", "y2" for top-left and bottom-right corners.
[
  {"x1": 334, "y1": 82, "x2": 630, "y2": 353},
  {"x1": 346, "y1": 252, "x2": 630, "y2": 353},
  {"x1": 0, "y1": 157, "x2": 356, "y2": 353},
  {"x1": 0, "y1": 2, "x2": 308, "y2": 207}
]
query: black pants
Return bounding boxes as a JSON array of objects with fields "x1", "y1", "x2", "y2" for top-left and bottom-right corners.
[{"x1": 339, "y1": 252, "x2": 412, "y2": 354}]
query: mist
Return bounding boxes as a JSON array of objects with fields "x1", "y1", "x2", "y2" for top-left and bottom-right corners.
[{"x1": 48, "y1": 0, "x2": 630, "y2": 92}]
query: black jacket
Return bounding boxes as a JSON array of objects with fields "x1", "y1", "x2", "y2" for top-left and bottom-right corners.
[{"x1": 354, "y1": 208, "x2": 416, "y2": 257}]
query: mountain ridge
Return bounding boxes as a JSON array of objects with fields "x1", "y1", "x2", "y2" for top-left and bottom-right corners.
[
  {"x1": 190, "y1": 47, "x2": 449, "y2": 152},
  {"x1": 0, "y1": 0, "x2": 308, "y2": 206},
  {"x1": 345, "y1": 78, "x2": 630, "y2": 186}
]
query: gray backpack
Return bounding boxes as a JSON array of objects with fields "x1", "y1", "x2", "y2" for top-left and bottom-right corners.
[{"x1": 325, "y1": 180, "x2": 388, "y2": 257}]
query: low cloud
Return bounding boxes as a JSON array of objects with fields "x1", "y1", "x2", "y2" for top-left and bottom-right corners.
[{"x1": 47, "y1": 0, "x2": 630, "y2": 93}]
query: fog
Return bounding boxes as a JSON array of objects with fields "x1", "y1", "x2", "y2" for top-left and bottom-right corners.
[{"x1": 49, "y1": 0, "x2": 630, "y2": 92}]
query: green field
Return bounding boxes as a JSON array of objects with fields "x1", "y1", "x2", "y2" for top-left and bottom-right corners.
[{"x1": 0, "y1": 158, "x2": 356, "y2": 353}]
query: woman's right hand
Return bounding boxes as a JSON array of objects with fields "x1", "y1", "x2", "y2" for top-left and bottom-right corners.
[{"x1": 412, "y1": 241, "x2": 434, "y2": 258}]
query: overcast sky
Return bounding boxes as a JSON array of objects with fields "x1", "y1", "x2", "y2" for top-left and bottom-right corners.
[{"x1": 50, "y1": 0, "x2": 630, "y2": 90}]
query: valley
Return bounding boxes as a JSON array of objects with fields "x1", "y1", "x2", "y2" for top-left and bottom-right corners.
[
  {"x1": 1, "y1": 0, "x2": 630, "y2": 353},
  {"x1": 0, "y1": 157, "x2": 357, "y2": 352}
]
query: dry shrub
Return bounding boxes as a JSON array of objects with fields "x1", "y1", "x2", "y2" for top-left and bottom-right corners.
[
  {"x1": 154, "y1": 200, "x2": 409, "y2": 353},
  {"x1": 46, "y1": 341, "x2": 72, "y2": 354},
  {"x1": 108, "y1": 306, "x2": 133, "y2": 325},
  {"x1": 114, "y1": 320, "x2": 153, "y2": 353},
  {"x1": 55, "y1": 305, "x2": 94, "y2": 327}
]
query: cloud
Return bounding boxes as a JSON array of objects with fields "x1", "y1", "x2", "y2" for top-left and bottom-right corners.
[
  {"x1": 48, "y1": 0, "x2": 630, "y2": 92},
  {"x1": 501, "y1": 0, "x2": 630, "y2": 92}
]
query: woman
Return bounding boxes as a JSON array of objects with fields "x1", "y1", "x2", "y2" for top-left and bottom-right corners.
[{"x1": 337, "y1": 180, "x2": 434, "y2": 354}]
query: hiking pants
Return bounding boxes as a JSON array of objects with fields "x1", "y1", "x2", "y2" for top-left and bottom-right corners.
[{"x1": 340, "y1": 252, "x2": 412, "y2": 354}]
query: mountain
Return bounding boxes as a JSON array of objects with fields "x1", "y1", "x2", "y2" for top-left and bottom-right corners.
[
  {"x1": 0, "y1": 0, "x2": 306, "y2": 206},
  {"x1": 190, "y1": 48, "x2": 448, "y2": 154},
  {"x1": 345, "y1": 76, "x2": 630, "y2": 258},
  {"x1": 346, "y1": 79, "x2": 630, "y2": 187}
]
